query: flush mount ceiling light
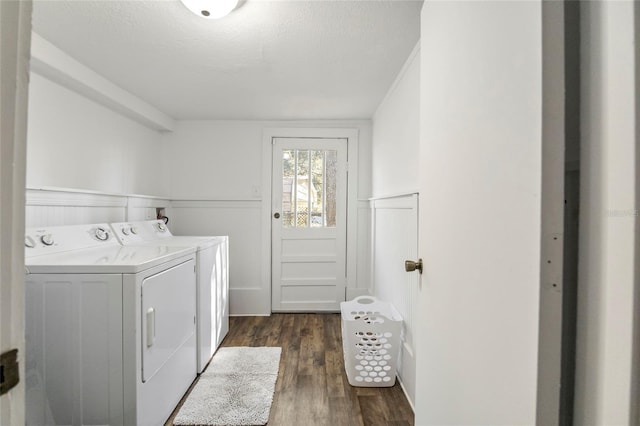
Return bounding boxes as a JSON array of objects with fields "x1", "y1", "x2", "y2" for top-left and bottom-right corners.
[{"x1": 179, "y1": 0, "x2": 239, "y2": 19}]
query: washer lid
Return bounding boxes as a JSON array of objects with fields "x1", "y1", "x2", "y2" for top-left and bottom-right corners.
[
  {"x1": 162, "y1": 236, "x2": 227, "y2": 250},
  {"x1": 25, "y1": 244, "x2": 196, "y2": 274},
  {"x1": 132, "y1": 235, "x2": 227, "y2": 250}
]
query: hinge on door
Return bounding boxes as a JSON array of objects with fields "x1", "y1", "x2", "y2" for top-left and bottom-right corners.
[{"x1": 0, "y1": 349, "x2": 19, "y2": 395}]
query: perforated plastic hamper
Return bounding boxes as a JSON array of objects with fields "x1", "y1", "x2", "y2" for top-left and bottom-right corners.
[{"x1": 340, "y1": 295, "x2": 402, "y2": 387}]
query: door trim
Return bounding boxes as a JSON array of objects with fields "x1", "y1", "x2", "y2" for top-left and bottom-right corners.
[{"x1": 262, "y1": 128, "x2": 359, "y2": 314}]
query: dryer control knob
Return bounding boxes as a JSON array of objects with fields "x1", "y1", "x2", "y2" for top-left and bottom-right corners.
[
  {"x1": 121, "y1": 226, "x2": 130, "y2": 236},
  {"x1": 130, "y1": 227, "x2": 138, "y2": 235},
  {"x1": 95, "y1": 227, "x2": 110, "y2": 241},
  {"x1": 41, "y1": 234, "x2": 54, "y2": 246},
  {"x1": 156, "y1": 222, "x2": 167, "y2": 232},
  {"x1": 25, "y1": 236, "x2": 36, "y2": 248}
]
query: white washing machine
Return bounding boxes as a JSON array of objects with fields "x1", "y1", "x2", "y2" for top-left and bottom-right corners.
[
  {"x1": 24, "y1": 224, "x2": 198, "y2": 426},
  {"x1": 110, "y1": 220, "x2": 229, "y2": 373}
]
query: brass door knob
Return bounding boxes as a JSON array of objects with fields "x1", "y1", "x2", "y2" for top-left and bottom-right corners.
[{"x1": 405, "y1": 259, "x2": 423, "y2": 274}]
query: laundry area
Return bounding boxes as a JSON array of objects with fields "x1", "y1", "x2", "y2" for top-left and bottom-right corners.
[
  {"x1": 2, "y1": 0, "x2": 639, "y2": 425},
  {"x1": 13, "y1": 1, "x2": 423, "y2": 424},
  {"x1": 24, "y1": 221, "x2": 228, "y2": 425}
]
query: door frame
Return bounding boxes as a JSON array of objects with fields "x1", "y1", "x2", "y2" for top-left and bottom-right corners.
[
  {"x1": 261, "y1": 128, "x2": 359, "y2": 314},
  {"x1": 270, "y1": 137, "x2": 348, "y2": 312},
  {"x1": 0, "y1": 0, "x2": 32, "y2": 423}
]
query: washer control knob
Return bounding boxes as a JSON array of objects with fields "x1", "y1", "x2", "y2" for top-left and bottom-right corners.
[
  {"x1": 121, "y1": 226, "x2": 130, "y2": 236},
  {"x1": 41, "y1": 234, "x2": 54, "y2": 246},
  {"x1": 95, "y1": 227, "x2": 110, "y2": 241},
  {"x1": 156, "y1": 222, "x2": 167, "y2": 232},
  {"x1": 25, "y1": 236, "x2": 36, "y2": 248},
  {"x1": 130, "y1": 226, "x2": 138, "y2": 235}
]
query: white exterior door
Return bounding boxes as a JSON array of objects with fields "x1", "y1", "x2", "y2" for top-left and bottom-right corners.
[{"x1": 271, "y1": 137, "x2": 348, "y2": 311}]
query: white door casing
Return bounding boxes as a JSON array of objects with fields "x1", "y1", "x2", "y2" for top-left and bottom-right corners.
[
  {"x1": 262, "y1": 128, "x2": 359, "y2": 314},
  {"x1": 271, "y1": 137, "x2": 348, "y2": 311},
  {"x1": 0, "y1": 1, "x2": 32, "y2": 424}
]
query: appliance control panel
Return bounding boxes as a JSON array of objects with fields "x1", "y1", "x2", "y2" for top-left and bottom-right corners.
[
  {"x1": 24, "y1": 224, "x2": 120, "y2": 258},
  {"x1": 150, "y1": 220, "x2": 172, "y2": 239},
  {"x1": 110, "y1": 220, "x2": 173, "y2": 245},
  {"x1": 109, "y1": 222, "x2": 148, "y2": 245}
]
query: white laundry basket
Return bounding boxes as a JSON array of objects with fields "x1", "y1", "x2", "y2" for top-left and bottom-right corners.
[{"x1": 340, "y1": 295, "x2": 402, "y2": 387}]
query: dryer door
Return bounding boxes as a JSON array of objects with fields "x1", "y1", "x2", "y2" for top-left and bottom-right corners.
[{"x1": 141, "y1": 259, "x2": 196, "y2": 382}]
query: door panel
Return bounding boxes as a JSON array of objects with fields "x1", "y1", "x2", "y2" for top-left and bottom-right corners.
[
  {"x1": 141, "y1": 259, "x2": 196, "y2": 382},
  {"x1": 272, "y1": 138, "x2": 347, "y2": 311},
  {"x1": 416, "y1": 2, "x2": 545, "y2": 424}
]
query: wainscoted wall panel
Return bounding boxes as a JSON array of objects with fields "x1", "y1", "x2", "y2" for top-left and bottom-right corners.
[
  {"x1": 353, "y1": 200, "x2": 372, "y2": 298},
  {"x1": 24, "y1": 188, "x2": 169, "y2": 228},
  {"x1": 170, "y1": 200, "x2": 267, "y2": 316},
  {"x1": 370, "y1": 193, "x2": 418, "y2": 407},
  {"x1": 25, "y1": 205, "x2": 124, "y2": 228}
]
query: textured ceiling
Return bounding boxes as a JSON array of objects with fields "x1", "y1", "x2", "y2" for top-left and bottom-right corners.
[{"x1": 31, "y1": 0, "x2": 422, "y2": 120}]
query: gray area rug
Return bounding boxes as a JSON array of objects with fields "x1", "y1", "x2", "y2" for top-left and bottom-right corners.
[{"x1": 174, "y1": 347, "x2": 282, "y2": 426}]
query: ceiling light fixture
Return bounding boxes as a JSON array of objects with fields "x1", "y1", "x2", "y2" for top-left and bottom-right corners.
[{"x1": 179, "y1": 0, "x2": 239, "y2": 19}]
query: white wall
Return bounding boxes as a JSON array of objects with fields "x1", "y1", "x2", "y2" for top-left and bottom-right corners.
[
  {"x1": 162, "y1": 120, "x2": 372, "y2": 200},
  {"x1": 575, "y1": 1, "x2": 638, "y2": 423},
  {"x1": 416, "y1": 1, "x2": 542, "y2": 424},
  {"x1": 161, "y1": 121, "x2": 261, "y2": 200},
  {"x1": 162, "y1": 120, "x2": 372, "y2": 315},
  {"x1": 24, "y1": 35, "x2": 173, "y2": 227},
  {"x1": 26, "y1": 73, "x2": 167, "y2": 197},
  {"x1": 371, "y1": 44, "x2": 420, "y2": 198},
  {"x1": 369, "y1": 43, "x2": 420, "y2": 298}
]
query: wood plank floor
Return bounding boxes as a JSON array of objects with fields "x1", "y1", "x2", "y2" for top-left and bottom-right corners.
[{"x1": 167, "y1": 313, "x2": 414, "y2": 426}]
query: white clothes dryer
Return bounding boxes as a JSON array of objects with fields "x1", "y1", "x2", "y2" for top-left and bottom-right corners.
[
  {"x1": 24, "y1": 224, "x2": 197, "y2": 426},
  {"x1": 110, "y1": 220, "x2": 229, "y2": 373}
]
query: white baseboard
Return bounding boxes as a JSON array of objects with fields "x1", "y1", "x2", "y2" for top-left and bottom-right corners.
[
  {"x1": 229, "y1": 313, "x2": 271, "y2": 317},
  {"x1": 397, "y1": 375, "x2": 416, "y2": 413},
  {"x1": 229, "y1": 287, "x2": 270, "y2": 316}
]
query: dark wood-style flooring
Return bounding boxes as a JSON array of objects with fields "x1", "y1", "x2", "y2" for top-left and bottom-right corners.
[{"x1": 167, "y1": 313, "x2": 414, "y2": 426}]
